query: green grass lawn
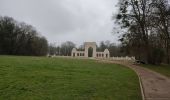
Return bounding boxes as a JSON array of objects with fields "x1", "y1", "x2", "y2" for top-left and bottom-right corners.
[
  {"x1": 142, "y1": 64, "x2": 170, "y2": 77},
  {"x1": 0, "y1": 56, "x2": 141, "y2": 100}
]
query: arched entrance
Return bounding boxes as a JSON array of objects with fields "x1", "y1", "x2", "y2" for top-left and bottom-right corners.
[
  {"x1": 106, "y1": 54, "x2": 108, "y2": 58},
  {"x1": 84, "y1": 42, "x2": 96, "y2": 58},
  {"x1": 88, "y1": 47, "x2": 93, "y2": 57}
]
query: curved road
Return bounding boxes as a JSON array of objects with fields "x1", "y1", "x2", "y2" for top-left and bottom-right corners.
[{"x1": 97, "y1": 60, "x2": 170, "y2": 100}]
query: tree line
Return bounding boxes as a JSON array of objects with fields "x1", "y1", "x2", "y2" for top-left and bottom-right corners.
[
  {"x1": 0, "y1": 16, "x2": 48, "y2": 56},
  {"x1": 49, "y1": 41, "x2": 76, "y2": 56},
  {"x1": 115, "y1": 0, "x2": 170, "y2": 64},
  {"x1": 0, "y1": 16, "x2": 123, "y2": 57},
  {"x1": 49, "y1": 41, "x2": 123, "y2": 57}
]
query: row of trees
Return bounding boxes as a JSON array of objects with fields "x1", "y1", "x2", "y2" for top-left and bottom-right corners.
[
  {"x1": 49, "y1": 41, "x2": 123, "y2": 57},
  {"x1": 97, "y1": 41, "x2": 124, "y2": 57},
  {"x1": 0, "y1": 16, "x2": 123, "y2": 57},
  {"x1": 0, "y1": 16, "x2": 48, "y2": 56},
  {"x1": 115, "y1": 0, "x2": 170, "y2": 64},
  {"x1": 49, "y1": 41, "x2": 76, "y2": 56}
]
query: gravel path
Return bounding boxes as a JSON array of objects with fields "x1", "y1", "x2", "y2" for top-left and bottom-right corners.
[{"x1": 97, "y1": 59, "x2": 170, "y2": 100}]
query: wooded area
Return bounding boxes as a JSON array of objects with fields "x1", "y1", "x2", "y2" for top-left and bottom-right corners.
[
  {"x1": 115, "y1": 0, "x2": 170, "y2": 64},
  {"x1": 0, "y1": 16, "x2": 48, "y2": 56}
]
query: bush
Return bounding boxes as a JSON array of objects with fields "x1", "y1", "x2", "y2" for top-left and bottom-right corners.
[{"x1": 150, "y1": 48, "x2": 165, "y2": 65}]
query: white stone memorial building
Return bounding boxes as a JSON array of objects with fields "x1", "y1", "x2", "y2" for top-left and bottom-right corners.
[{"x1": 71, "y1": 42, "x2": 110, "y2": 58}]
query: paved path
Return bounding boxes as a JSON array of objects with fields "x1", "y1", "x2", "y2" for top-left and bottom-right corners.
[{"x1": 97, "y1": 60, "x2": 170, "y2": 100}]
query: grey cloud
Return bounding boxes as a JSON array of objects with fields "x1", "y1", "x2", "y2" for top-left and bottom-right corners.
[{"x1": 0, "y1": 0, "x2": 119, "y2": 46}]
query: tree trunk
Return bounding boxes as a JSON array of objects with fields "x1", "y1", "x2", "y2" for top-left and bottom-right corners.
[{"x1": 166, "y1": 39, "x2": 170, "y2": 64}]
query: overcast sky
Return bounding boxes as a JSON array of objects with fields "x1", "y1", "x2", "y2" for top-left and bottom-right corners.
[{"x1": 0, "y1": 0, "x2": 119, "y2": 46}]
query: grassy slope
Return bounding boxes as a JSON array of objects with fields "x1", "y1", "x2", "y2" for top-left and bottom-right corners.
[
  {"x1": 142, "y1": 64, "x2": 170, "y2": 77},
  {"x1": 0, "y1": 56, "x2": 141, "y2": 100}
]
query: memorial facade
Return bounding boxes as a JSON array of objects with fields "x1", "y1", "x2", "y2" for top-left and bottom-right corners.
[{"x1": 71, "y1": 42, "x2": 110, "y2": 58}]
